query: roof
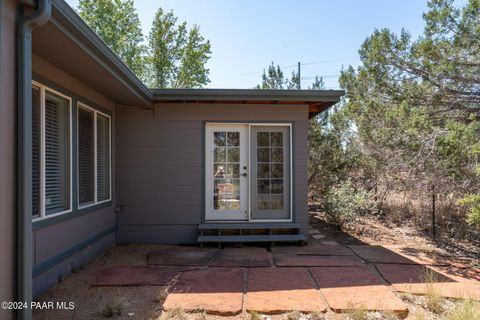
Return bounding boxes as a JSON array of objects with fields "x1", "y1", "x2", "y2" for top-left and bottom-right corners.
[
  {"x1": 32, "y1": 0, "x2": 152, "y2": 108},
  {"x1": 152, "y1": 89, "x2": 344, "y2": 118},
  {"x1": 31, "y1": 0, "x2": 344, "y2": 116}
]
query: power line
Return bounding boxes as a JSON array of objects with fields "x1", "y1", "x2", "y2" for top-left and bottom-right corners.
[
  {"x1": 301, "y1": 75, "x2": 339, "y2": 80},
  {"x1": 240, "y1": 58, "x2": 356, "y2": 76}
]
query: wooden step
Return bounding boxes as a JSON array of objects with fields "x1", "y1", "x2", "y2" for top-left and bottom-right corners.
[
  {"x1": 197, "y1": 234, "x2": 306, "y2": 243},
  {"x1": 198, "y1": 223, "x2": 302, "y2": 230}
]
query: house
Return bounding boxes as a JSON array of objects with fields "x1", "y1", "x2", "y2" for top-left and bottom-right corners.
[{"x1": 0, "y1": 0, "x2": 343, "y2": 318}]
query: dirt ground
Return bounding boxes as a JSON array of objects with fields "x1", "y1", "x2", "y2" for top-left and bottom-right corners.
[
  {"x1": 32, "y1": 212, "x2": 480, "y2": 320},
  {"x1": 309, "y1": 212, "x2": 479, "y2": 269}
]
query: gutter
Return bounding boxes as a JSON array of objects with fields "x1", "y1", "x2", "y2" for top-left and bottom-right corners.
[
  {"x1": 151, "y1": 88, "x2": 345, "y2": 103},
  {"x1": 17, "y1": 1, "x2": 52, "y2": 319}
]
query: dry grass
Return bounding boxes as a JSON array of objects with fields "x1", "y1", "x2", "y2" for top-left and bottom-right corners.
[
  {"x1": 345, "y1": 307, "x2": 368, "y2": 320},
  {"x1": 160, "y1": 306, "x2": 186, "y2": 320},
  {"x1": 443, "y1": 299, "x2": 480, "y2": 320},
  {"x1": 194, "y1": 311, "x2": 207, "y2": 320},
  {"x1": 410, "y1": 313, "x2": 428, "y2": 320},
  {"x1": 100, "y1": 297, "x2": 124, "y2": 318},
  {"x1": 423, "y1": 268, "x2": 445, "y2": 314},
  {"x1": 381, "y1": 311, "x2": 399, "y2": 320},
  {"x1": 287, "y1": 311, "x2": 302, "y2": 320},
  {"x1": 308, "y1": 311, "x2": 325, "y2": 320},
  {"x1": 250, "y1": 311, "x2": 261, "y2": 320},
  {"x1": 156, "y1": 286, "x2": 169, "y2": 303}
]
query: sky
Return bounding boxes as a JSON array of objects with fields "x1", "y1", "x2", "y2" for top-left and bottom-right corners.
[{"x1": 65, "y1": 0, "x2": 434, "y2": 89}]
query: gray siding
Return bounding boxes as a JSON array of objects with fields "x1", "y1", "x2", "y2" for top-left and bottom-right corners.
[
  {"x1": 31, "y1": 55, "x2": 117, "y2": 297},
  {"x1": 0, "y1": 1, "x2": 17, "y2": 318},
  {"x1": 116, "y1": 103, "x2": 309, "y2": 243}
]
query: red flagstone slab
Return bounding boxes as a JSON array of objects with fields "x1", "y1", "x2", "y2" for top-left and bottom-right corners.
[
  {"x1": 163, "y1": 268, "x2": 245, "y2": 315},
  {"x1": 271, "y1": 243, "x2": 353, "y2": 256},
  {"x1": 274, "y1": 254, "x2": 363, "y2": 267},
  {"x1": 246, "y1": 268, "x2": 328, "y2": 314},
  {"x1": 349, "y1": 245, "x2": 417, "y2": 264},
  {"x1": 376, "y1": 263, "x2": 480, "y2": 300},
  {"x1": 375, "y1": 263, "x2": 452, "y2": 284},
  {"x1": 384, "y1": 245, "x2": 450, "y2": 266},
  {"x1": 209, "y1": 248, "x2": 272, "y2": 267},
  {"x1": 93, "y1": 265, "x2": 195, "y2": 286},
  {"x1": 147, "y1": 246, "x2": 218, "y2": 266},
  {"x1": 310, "y1": 266, "x2": 408, "y2": 315}
]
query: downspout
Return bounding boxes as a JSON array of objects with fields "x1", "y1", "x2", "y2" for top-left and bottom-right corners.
[{"x1": 16, "y1": 1, "x2": 51, "y2": 319}]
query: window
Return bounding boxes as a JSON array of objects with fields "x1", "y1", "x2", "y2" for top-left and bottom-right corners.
[
  {"x1": 78, "y1": 104, "x2": 111, "y2": 207},
  {"x1": 32, "y1": 82, "x2": 72, "y2": 220}
]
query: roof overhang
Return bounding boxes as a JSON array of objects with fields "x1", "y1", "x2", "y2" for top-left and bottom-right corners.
[
  {"x1": 32, "y1": 0, "x2": 152, "y2": 108},
  {"x1": 152, "y1": 89, "x2": 344, "y2": 118}
]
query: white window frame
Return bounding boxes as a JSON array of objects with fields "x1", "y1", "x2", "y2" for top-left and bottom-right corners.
[
  {"x1": 77, "y1": 102, "x2": 112, "y2": 209},
  {"x1": 32, "y1": 81, "x2": 73, "y2": 222}
]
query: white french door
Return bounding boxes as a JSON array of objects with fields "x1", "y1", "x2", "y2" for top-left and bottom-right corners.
[
  {"x1": 205, "y1": 123, "x2": 291, "y2": 221},
  {"x1": 205, "y1": 124, "x2": 249, "y2": 220}
]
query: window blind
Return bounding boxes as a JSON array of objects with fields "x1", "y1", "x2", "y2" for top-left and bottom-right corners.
[
  {"x1": 78, "y1": 108, "x2": 95, "y2": 205},
  {"x1": 32, "y1": 87, "x2": 41, "y2": 217},
  {"x1": 44, "y1": 91, "x2": 70, "y2": 215},
  {"x1": 96, "y1": 114, "x2": 110, "y2": 202}
]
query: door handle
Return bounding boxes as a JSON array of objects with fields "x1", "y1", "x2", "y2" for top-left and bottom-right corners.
[{"x1": 242, "y1": 173, "x2": 248, "y2": 177}]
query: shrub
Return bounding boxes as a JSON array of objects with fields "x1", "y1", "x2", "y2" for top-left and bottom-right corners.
[
  {"x1": 322, "y1": 180, "x2": 370, "y2": 228},
  {"x1": 457, "y1": 166, "x2": 480, "y2": 226}
]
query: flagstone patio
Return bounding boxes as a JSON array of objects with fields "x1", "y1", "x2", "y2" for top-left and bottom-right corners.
[{"x1": 89, "y1": 242, "x2": 480, "y2": 317}]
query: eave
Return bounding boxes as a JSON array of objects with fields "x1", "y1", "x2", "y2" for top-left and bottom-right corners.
[
  {"x1": 152, "y1": 89, "x2": 344, "y2": 118},
  {"x1": 32, "y1": 0, "x2": 152, "y2": 108}
]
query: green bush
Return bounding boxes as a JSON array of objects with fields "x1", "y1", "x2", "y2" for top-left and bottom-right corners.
[
  {"x1": 323, "y1": 180, "x2": 370, "y2": 228},
  {"x1": 457, "y1": 166, "x2": 480, "y2": 226}
]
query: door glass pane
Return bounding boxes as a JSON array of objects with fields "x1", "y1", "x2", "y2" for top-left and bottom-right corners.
[
  {"x1": 271, "y1": 179, "x2": 284, "y2": 194},
  {"x1": 257, "y1": 179, "x2": 270, "y2": 194},
  {"x1": 271, "y1": 163, "x2": 283, "y2": 178},
  {"x1": 271, "y1": 195, "x2": 284, "y2": 210},
  {"x1": 227, "y1": 194, "x2": 240, "y2": 210},
  {"x1": 214, "y1": 132, "x2": 226, "y2": 146},
  {"x1": 212, "y1": 130, "x2": 241, "y2": 211},
  {"x1": 257, "y1": 132, "x2": 269, "y2": 146},
  {"x1": 257, "y1": 195, "x2": 270, "y2": 210},
  {"x1": 214, "y1": 179, "x2": 226, "y2": 194},
  {"x1": 257, "y1": 164, "x2": 270, "y2": 178},
  {"x1": 227, "y1": 147, "x2": 239, "y2": 162},
  {"x1": 256, "y1": 131, "x2": 285, "y2": 211},
  {"x1": 271, "y1": 148, "x2": 283, "y2": 162},
  {"x1": 226, "y1": 163, "x2": 239, "y2": 178},
  {"x1": 214, "y1": 164, "x2": 226, "y2": 178},
  {"x1": 271, "y1": 132, "x2": 283, "y2": 147},
  {"x1": 257, "y1": 148, "x2": 269, "y2": 162},
  {"x1": 227, "y1": 132, "x2": 239, "y2": 146},
  {"x1": 214, "y1": 195, "x2": 227, "y2": 210},
  {"x1": 214, "y1": 147, "x2": 226, "y2": 162}
]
